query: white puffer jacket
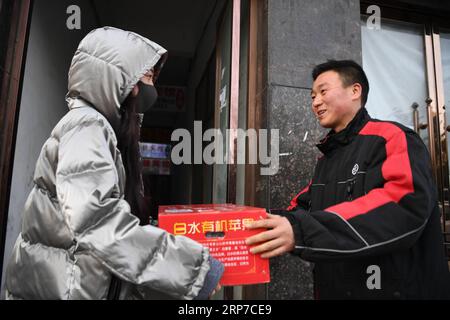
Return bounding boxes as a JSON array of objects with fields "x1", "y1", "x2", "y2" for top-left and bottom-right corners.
[{"x1": 5, "y1": 27, "x2": 211, "y2": 300}]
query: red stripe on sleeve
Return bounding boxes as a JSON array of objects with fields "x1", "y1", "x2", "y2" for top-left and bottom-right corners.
[
  {"x1": 325, "y1": 122, "x2": 414, "y2": 220},
  {"x1": 287, "y1": 181, "x2": 312, "y2": 211}
]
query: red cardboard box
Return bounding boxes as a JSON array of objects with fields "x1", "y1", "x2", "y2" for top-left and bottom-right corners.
[{"x1": 158, "y1": 204, "x2": 270, "y2": 286}]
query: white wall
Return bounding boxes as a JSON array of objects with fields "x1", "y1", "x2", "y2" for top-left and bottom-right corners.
[{"x1": 1, "y1": 0, "x2": 98, "y2": 298}]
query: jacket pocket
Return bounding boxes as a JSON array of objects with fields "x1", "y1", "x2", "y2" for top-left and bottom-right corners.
[{"x1": 343, "y1": 172, "x2": 366, "y2": 202}]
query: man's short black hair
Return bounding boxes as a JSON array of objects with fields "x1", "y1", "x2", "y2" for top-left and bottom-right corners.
[{"x1": 312, "y1": 60, "x2": 370, "y2": 107}]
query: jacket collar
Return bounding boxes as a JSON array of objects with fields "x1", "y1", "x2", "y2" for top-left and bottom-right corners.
[{"x1": 316, "y1": 107, "x2": 371, "y2": 155}]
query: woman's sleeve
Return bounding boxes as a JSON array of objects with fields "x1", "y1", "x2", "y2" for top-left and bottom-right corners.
[{"x1": 56, "y1": 118, "x2": 211, "y2": 300}]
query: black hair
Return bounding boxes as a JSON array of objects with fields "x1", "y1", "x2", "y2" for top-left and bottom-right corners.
[
  {"x1": 117, "y1": 94, "x2": 148, "y2": 225},
  {"x1": 312, "y1": 60, "x2": 370, "y2": 107}
]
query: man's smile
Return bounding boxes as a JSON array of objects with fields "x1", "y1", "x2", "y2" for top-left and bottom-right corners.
[{"x1": 317, "y1": 109, "x2": 327, "y2": 118}]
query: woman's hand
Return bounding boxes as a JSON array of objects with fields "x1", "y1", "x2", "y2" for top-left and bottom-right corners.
[{"x1": 210, "y1": 283, "x2": 222, "y2": 298}]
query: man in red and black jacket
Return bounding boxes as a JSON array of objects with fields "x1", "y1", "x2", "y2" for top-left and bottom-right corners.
[{"x1": 246, "y1": 60, "x2": 450, "y2": 299}]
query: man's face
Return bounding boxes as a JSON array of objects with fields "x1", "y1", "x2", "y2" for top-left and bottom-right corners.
[{"x1": 311, "y1": 70, "x2": 357, "y2": 132}]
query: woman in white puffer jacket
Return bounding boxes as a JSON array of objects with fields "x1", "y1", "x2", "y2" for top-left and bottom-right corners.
[{"x1": 5, "y1": 27, "x2": 223, "y2": 300}]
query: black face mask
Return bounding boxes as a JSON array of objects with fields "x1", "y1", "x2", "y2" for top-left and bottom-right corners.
[{"x1": 136, "y1": 81, "x2": 158, "y2": 113}]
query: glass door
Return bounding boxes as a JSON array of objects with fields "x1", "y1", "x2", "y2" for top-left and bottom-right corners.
[
  {"x1": 361, "y1": 18, "x2": 430, "y2": 146},
  {"x1": 361, "y1": 17, "x2": 450, "y2": 260},
  {"x1": 213, "y1": 0, "x2": 233, "y2": 204}
]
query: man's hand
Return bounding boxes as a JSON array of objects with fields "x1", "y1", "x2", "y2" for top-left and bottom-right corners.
[{"x1": 245, "y1": 213, "x2": 295, "y2": 259}]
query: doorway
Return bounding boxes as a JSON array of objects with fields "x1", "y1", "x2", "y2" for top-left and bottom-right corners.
[
  {"x1": 91, "y1": 0, "x2": 226, "y2": 217},
  {"x1": 0, "y1": 0, "x2": 267, "y2": 300},
  {"x1": 361, "y1": 4, "x2": 450, "y2": 262}
]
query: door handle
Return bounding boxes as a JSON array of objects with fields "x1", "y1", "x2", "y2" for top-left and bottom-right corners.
[{"x1": 412, "y1": 102, "x2": 428, "y2": 133}]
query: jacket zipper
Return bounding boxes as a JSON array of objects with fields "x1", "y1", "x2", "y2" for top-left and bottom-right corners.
[{"x1": 347, "y1": 179, "x2": 356, "y2": 201}]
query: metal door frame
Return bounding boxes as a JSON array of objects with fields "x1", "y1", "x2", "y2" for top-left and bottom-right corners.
[
  {"x1": 427, "y1": 25, "x2": 450, "y2": 256},
  {"x1": 213, "y1": 0, "x2": 269, "y2": 299},
  {"x1": 0, "y1": 0, "x2": 33, "y2": 285}
]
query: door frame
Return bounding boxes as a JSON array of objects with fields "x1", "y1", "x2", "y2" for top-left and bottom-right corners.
[
  {"x1": 213, "y1": 0, "x2": 268, "y2": 299},
  {"x1": 0, "y1": 0, "x2": 33, "y2": 284},
  {"x1": 213, "y1": 0, "x2": 242, "y2": 300}
]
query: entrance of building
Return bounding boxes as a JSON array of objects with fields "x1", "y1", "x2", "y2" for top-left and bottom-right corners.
[{"x1": 0, "y1": 0, "x2": 266, "y2": 299}]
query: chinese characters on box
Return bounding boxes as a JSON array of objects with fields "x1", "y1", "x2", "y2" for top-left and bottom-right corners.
[{"x1": 158, "y1": 204, "x2": 271, "y2": 286}]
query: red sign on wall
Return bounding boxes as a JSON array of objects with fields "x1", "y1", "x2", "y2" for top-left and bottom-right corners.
[
  {"x1": 158, "y1": 204, "x2": 270, "y2": 286},
  {"x1": 152, "y1": 86, "x2": 186, "y2": 112}
]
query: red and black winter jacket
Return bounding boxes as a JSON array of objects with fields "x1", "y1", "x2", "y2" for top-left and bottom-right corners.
[{"x1": 281, "y1": 107, "x2": 450, "y2": 299}]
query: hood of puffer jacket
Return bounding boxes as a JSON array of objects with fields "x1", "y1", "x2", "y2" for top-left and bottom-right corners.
[{"x1": 66, "y1": 26, "x2": 167, "y2": 130}]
